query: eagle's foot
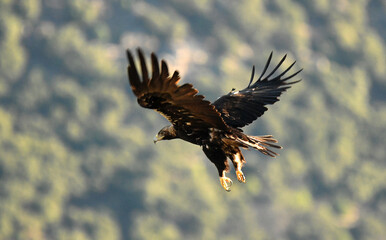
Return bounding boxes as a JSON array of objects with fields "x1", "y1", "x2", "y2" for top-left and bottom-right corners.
[
  {"x1": 220, "y1": 176, "x2": 233, "y2": 192},
  {"x1": 236, "y1": 170, "x2": 246, "y2": 183}
]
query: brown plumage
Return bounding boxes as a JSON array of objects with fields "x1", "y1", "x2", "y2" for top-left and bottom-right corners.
[{"x1": 126, "y1": 48, "x2": 301, "y2": 191}]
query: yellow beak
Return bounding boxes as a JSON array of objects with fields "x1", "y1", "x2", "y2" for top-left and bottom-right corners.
[{"x1": 153, "y1": 134, "x2": 162, "y2": 144}]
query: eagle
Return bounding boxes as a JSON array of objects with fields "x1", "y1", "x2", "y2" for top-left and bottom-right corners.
[{"x1": 126, "y1": 48, "x2": 301, "y2": 191}]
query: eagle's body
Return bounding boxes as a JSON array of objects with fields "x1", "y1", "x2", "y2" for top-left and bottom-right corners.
[{"x1": 126, "y1": 48, "x2": 301, "y2": 191}]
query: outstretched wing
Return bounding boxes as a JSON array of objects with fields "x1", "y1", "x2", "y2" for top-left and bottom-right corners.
[
  {"x1": 213, "y1": 52, "x2": 302, "y2": 128},
  {"x1": 127, "y1": 48, "x2": 228, "y2": 130}
]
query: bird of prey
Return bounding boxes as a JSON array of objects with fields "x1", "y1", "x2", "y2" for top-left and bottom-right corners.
[{"x1": 126, "y1": 48, "x2": 301, "y2": 191}]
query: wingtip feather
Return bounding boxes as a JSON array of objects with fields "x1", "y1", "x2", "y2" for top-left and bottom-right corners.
[
  {"x1": 151, "y1": 52, "x2": 160, "y2": 80},
  {"x1": 282, "y1": 68, "x2": 303, "y2": 82},
  {"x1": 161, "y1": 60, "x2": 169, "y2": 78},
  {"x1": 126, "y1": 49, "x2": 132, "y2": 62},
  {"x1": 257, "y1": 51, "x2": 274, "y2": 81},
  {"x1": 264, "y1": 53, "x2": 287, "y2": 80},
  {"x1": 137, "y1": 48, "x2": 149, "y2": 85},
  {"x1": 247, "y1": 65, "x2": 255, "y2": 88}
]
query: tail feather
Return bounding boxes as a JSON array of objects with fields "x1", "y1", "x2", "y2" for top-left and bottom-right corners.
[
  {"x1": 254, "y1": 135, "x2": 278, "y2": 143},
  {"x1": 249, "y1": 136, "x2": 282, "y2": 148},
  {"x1": 236, "y1": 135, "x2": 282, "y2": 157}
]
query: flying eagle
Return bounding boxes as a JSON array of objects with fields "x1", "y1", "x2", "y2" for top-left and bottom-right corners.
[{"x1": 126, "y1": 48, "x2": 301, "y2": 191}]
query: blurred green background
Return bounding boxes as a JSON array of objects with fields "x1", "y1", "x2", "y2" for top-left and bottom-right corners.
[{"x1": 0, "y1": 0, "x2": 385, "y2": 239}]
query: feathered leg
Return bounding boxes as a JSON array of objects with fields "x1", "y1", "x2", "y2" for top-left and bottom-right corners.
[
  {"x1": 229, "y1": 149, "x2": 246, "y2": 183},
  {"x1": 202, "y1": 145, "x2": 232, "y2": 191}
]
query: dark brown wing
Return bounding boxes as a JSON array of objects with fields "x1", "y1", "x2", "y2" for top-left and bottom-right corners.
[
  {"x1": 213, "y1": 52, "x2": 302, "y2": 128},
  {"x1": 127, "y1": 48, "x2": 228, "y2": 130}
]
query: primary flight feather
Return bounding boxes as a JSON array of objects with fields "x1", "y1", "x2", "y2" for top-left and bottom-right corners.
[{"x1": 126, "y1": 48, "x2": 302, "y2": 191}]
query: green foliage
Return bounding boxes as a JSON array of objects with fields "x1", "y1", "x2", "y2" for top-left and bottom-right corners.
[
  {"x1": 14, "y1": 0, "x2": 41, "y2": 20},
  {"x1": 0, "y1": 0, "x2": 385, "y2": 239},
  {"x1": 0, "y1": 12, "x2": 26, "y2": 80}
]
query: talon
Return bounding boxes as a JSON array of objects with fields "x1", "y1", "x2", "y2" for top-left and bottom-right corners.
[
  {"x1": 220, "y1": 177, "x2": 233, "y2": 192},
  {"x1": 236, "y1": 170, "x2": 246, "y2": 183}
]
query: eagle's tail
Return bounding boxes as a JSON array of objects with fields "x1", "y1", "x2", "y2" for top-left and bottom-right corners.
[{"x1": 237, "y1": 135, "x2": 282, "y2": 157}]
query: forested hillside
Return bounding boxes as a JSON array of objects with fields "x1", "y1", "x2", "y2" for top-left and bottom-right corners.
[{"x1": 0, "y1": 0, "x2": 385, "y2": 239}]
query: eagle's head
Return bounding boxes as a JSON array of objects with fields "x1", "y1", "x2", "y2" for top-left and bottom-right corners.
[{"x1": 153, "y1": 126, "x2": 177, "y2": 143}]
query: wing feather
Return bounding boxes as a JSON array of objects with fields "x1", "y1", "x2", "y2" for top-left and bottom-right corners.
[
  {"x1": 127, "y1": 48, "x2": 228, "y2": 130},
  {"x1": 138, "y1": 49, "x2": 149, "y2": 86},
  {"x1": 126, "y1": 51, "x2": 143, "y2": 96},
  {"x1": 263, "y1": 54, "x2": 287, "y2": 80},
  {"x1": 151, "y1": 53, "x2": 160, "y2": 80},
  {"x1": 256, "y1": 52, "x2": 272, "y2": 81},
  {"x1": 213, "y1": 52, "x2": 302, "y2": 128}
]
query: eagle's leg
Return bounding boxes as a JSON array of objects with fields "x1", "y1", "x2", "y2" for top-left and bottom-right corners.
[
  {"x1": 220, "y1": 171, "x2": 233, "y2": 192},
  {"x1": 236, "y1": 170, "x2": 245, "y2": 183},
  {"x1": 215, "y1": 161, "x2": 232, "y2": 191},
  {"x1": 202, "y1": 145, "x2": 232, "y2": 191},
  {"x1": 230, "y1": 151, "x2": 246, "y2": 183}
]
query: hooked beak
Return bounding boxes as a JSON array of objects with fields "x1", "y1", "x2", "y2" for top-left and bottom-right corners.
[{"x1": 153, "y1": 134, "x2": 162, "y2": 144}]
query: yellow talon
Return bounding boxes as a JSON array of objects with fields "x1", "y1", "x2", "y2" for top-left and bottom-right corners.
[
  {"x1": 220, "y1": 177, "x2": 233, "y2": 192},
  {"x1": 236, "y1": 170, "x2": 246, "y2": 183}
]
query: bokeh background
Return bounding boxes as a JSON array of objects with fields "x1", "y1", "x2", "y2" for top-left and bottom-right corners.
[{"x1": 1, "y1": 0, "x2": 385, "y2": 239}]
